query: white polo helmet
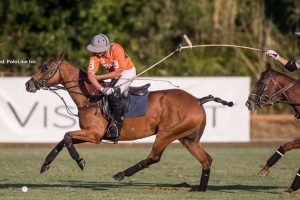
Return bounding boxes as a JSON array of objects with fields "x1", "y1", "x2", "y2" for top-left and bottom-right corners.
[{"x1": 87, "y1": 34, "x2": 111, "y2": 53}]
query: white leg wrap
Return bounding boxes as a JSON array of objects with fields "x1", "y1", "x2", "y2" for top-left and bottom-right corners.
[{"x1": 276, "y1": 150, "x2": 284, "y2": 157}]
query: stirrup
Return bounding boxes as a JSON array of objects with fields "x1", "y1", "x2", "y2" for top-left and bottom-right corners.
[{"x1": 106, "y1": 123, "x2": 119, "y2": 144}]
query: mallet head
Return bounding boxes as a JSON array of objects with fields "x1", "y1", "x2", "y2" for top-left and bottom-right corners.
[{"x1": 183, "y1": 34, "x2": 192, "y2": 49}]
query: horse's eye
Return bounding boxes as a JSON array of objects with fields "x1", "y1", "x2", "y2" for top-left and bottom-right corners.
[{"x1": 41, "y1": 65, "x2": 49, "y2": 72}]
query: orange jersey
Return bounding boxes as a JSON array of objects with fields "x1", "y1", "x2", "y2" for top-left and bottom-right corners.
[{"x1": 88, "y1": 43, "x2": 134, "y2": 73}]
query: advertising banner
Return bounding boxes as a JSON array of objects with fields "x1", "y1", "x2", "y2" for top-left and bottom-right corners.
[{"x1": 0, "y1": 77, "x2": 250, "y2": 143}]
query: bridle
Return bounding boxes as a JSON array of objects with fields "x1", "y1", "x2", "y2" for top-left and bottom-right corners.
[
  {"x1": 248, "y1": 70, "x2": 297, "y2": 108},
  {"x1": 30, "y1": 58, "x2": 100, "y2": 117},
  {"x1": 30, "y1": 58, "x2": 62, "y2": 89}
]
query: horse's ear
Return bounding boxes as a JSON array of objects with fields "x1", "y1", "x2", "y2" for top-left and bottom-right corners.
[
  {"x1": 265, "y1": 62, "x2": 271, "y2": 71},
  {"x1": 56, "y1": 51, "x2": 65, "y2": 60},
  {"x1": 60, "y1": 51, "x2": 65, "y2": 58}
]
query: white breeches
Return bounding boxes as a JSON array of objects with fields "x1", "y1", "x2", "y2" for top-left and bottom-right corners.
[{"x1": 115, "y1": 67, "x2": 136, "y2": 94}]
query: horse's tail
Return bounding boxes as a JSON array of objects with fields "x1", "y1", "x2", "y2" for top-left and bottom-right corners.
[{"x1": 199, "y1": 95, "x2": 233, "y2": 107}]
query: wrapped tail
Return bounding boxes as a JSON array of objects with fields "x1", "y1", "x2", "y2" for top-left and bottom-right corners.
[{"x1": 199, "y1": 95, "x2": 233, "y2": 107}]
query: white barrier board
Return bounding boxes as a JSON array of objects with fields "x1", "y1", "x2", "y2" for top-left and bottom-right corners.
[{"x1": 0, "y1": 77, "x2": 250, "y2": 143}]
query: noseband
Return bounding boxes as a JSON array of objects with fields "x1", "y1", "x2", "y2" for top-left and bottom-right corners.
[{"x1": 249, "y1": 70, "x2": 296, "y2": 107}]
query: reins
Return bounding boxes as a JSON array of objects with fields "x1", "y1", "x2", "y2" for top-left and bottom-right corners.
[
  {"x1": 48, "y1": 87, "x2": 79, "y2": 117},
  {"x1": 47, "y1": 82, "x2": 100, "y2": 117},
  {"x1": 250, "y1": 70, "x2": 300, "y2": 122},
  {"x1": 35, "y1": 57, "x2": 183, "y2": 118},
  {"x1": 269, "y1": 82, "x2": 297, "y2": 105},
  {"x1": 250, "y1": 71, "x2": 298, "y2": 106},
  {"x1": 34, "y1": 60, "x2": 100, "y2": 117}
]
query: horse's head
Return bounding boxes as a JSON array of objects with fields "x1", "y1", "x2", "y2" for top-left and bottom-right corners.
[
  {"x1": 26, "y1": 52, "x2": 64, "y2": 93},
  {"x1": 246, "y1": 63, "x2": 278, "y2": 111}
]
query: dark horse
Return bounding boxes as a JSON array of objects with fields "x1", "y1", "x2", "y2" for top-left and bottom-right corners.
[
  {"x1": 25, "y1": 53, "x2": 232, "y2": 191},
  {"x1": 246, "y1": 63, "x2": 300, "y2": 194}
]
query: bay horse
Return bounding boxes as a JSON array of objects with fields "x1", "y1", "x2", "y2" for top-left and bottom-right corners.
[
  {"x1": 246, "y1": 63, "x2": 300, "y2": 194},
  {"x1": 25, "y1": 53, "x2": 232, "y2": 192}
]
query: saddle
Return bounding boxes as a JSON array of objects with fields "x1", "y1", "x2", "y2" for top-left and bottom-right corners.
[
  {"x1": 128, "y1": 83, "x2": 150, "y2": 96},
  {"x1": 99, "y1": 83, "x2": 150, "y2": 121},
  {"x1": 102, "y1": 78, "x2": 150, "y2": 96}
]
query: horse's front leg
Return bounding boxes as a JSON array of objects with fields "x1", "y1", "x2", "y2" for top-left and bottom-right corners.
[
  {"x1": 63, "y1": 129, "x2": 100, "y2": 170},
  {"x1": 40, "y1": 136, "x2": 88, "y2": 173},
  {"x1": 258, "y1": 145, "x2": 284, "y2": 177},
  {"x1": 41, "y1": 129, "x2": 100, "y2": 173},
  {"x1": 259, "y1": 139, "x2": 300, "y2": 177},
  {"x1": 284, "y1": 168, "x2": 300, "y2": 194},
  {"x1": 40, "y1": 140, "x2": 65, "y2": 173}
]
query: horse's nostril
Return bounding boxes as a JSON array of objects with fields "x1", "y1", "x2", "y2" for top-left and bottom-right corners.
[
  {"x1": 245, "y1": 100, "x2": 251, "y2": 107},
  {"x1": 25, "y1": 82, "x2": 29, "y2": 90},
  {"x1": 25, "y1": 79, "x2": 37, "y2": 92}
]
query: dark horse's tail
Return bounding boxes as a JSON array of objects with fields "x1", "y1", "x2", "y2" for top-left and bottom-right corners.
[{"x1": 199, "y1": 95, "x2": 233, "y2": 107}]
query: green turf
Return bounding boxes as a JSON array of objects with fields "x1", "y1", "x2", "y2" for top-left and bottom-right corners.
[{"x1": 0, "y1": 145, "x2": 299, "y2": 200}]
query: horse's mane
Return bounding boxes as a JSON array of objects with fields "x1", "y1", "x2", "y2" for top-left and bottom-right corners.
[
  {"x1": 268, "y1": 68, "x2": 300, "y2": 92},
  {"x1": 61, "y1": 58, "x2": 88, "y2": 79},
  {"x1": 79, "y1": 69, "x2": 89, "y2": 81},
  {"x1": 272, "y1": 68, "x2": 298, "y2": 82}
]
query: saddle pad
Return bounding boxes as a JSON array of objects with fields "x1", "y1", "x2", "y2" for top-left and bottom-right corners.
[{"x1": 124, "y1": 94, "x2": 148, "y2": 118}]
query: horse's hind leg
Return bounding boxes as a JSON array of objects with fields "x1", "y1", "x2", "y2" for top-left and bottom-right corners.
[
  {"x1": 259, "y1": 139, "x2": 300, "y2": 177},
  {"x1": 179, "y1": 138, "x2": 212, "y2": 192},
  {"x1": 113, "y1": 136, "x2": 172, "y2": 181}
]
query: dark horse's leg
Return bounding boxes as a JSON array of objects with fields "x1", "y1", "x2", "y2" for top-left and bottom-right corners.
[
  {"x1": 179, "y1": 138, "x2": 212, "y2": 192},
  {"x1": 64, "y1": 133, "x2": 86, "y2": 170},
  {"x1": 283, "y1": 168, "x2": 300, "y2": 194},
  {"x1": 113, "y1": 137, "x2": 172, "y2": 181},
  {"x1": 259, "y1": 139, "x2": 300, "y2": 177},
  {"x1": 40, "y1": 130, "x2": 97, "y2": 173},
  {"x1": 40, "y1": 140, "x2": 64, "y2": 173}
]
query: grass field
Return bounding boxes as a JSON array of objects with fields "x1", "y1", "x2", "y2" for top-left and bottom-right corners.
[{"x1": 0, "y1": 145, "x2": 300, "y2": 200}]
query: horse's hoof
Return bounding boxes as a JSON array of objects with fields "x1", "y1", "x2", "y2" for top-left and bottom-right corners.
[
  {"x1": 40, "y1": 163, "x2": 50, "y2": 174},
  {"x1": 283, "y1": 188, "x2": 294, "y2": 194},
  {"x1": 113, "y1": 172, "x2": 125, "y2": 181},
  {"x1": 189, "y1": 186, "x2": 206, "y2": 192},
  {"x1": 77, "y1": 158, "x2": 86, "y2": 170},
  {"x1": 258, "y1": 169, "x2": 269, "y2": 177}
]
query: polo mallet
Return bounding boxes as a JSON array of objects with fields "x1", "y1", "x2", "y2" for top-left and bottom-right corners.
[
  {"x1": 119, "y1": 34, "x2": 267, "y2": 87},
  {"x1": 181, "y1": 43, "x2": 266, "y2": 53}
]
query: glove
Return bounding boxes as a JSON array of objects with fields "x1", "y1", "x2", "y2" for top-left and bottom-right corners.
[
  {"x1": 100, "y1": 87, "x2": 114, "y2": 95},
  {"x1": 266, "y1": 50, "x2": 280, "y2": 60}
]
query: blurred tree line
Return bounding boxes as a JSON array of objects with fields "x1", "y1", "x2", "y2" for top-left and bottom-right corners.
[{"x1": 0, "y1": 0, "x2": 299, "y2": 81}]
